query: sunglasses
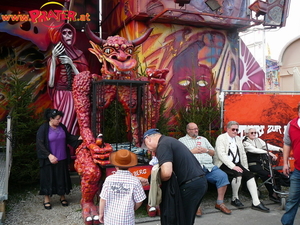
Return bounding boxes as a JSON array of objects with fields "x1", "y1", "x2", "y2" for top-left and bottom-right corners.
[
  {"x1": 250, "y1": 132, "x2": 257, "y2": 135},
  {"x1": 231, "y1": 128, "x2": 239, "y2": 132}
]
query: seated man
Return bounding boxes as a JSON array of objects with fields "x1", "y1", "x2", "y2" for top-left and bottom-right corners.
[
  {"x1": 214, "y1": 121, "x2": 269, "y2": 213},
  {"x1": 243, "y1": 127, "x2": 282, "y2": 203},
  {"x1": 179, "y1": 122, "x2": 231, "y2": 216}
]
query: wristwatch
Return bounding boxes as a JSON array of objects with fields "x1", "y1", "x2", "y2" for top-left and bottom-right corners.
[{"x1": 206, "y1": 149, "x2": 209, "y2": 153}]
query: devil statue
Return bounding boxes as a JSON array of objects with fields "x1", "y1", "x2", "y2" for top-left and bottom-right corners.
[{"x1": 72, "y1": 24, "x2": 168, "y2": 224}]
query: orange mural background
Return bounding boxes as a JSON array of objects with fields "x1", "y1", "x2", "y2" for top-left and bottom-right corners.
[{"x1": 223, "y1": 93, "x2": 300, "y2": 146}]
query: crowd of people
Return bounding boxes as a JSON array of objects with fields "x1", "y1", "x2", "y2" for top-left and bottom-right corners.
[{"x1": 37, "y1": 106, "x2": 300, "y2": 225}]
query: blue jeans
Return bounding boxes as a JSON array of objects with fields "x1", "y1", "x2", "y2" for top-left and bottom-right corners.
[
  {"x1": 203, "y1": 165, "x2": 230, "y2": 189},
  {"x1": 281, "y1": 168, "x2": 300, "y2": 225}
]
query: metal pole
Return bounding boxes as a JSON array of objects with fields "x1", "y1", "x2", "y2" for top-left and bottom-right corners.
[
  {"x1": 5, "y1": 115, "x2": 11, "y2": 199},
  {"x1": 219, "y1": 92, "x2": 225, "y2": 130}
]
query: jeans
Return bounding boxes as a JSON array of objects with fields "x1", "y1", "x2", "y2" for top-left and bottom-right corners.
[
  {"x1": 203, "y1": 165, "x2": 230, "y2": 189},
  {"x1": 281, "y1": 168, "x2": 300, "y2": 225}
]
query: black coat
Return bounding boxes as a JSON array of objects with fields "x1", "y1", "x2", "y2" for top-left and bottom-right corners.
[
  {"x1": 36, "y1": 122, "x2": 81, "y2": 167},
  {"x1": 160, "y1": 173, "x2": 185, "y2": 225}
]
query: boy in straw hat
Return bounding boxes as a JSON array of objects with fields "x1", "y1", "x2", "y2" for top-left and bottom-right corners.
[{"x1": 99, "y1": 149, "x2": 146, "y2": 225}]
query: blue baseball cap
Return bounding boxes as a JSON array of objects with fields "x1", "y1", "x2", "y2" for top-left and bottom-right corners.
[{"x1": 141, "y1": 128, "x2": 160, "y2": 149}]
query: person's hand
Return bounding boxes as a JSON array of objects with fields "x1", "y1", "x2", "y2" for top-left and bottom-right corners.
[
  {"x1": 282, "y1": 164, "x2": 290, "y2": 177},
  {"x1": 233, "y1": 166, "x2": 243, "y2": 173},
  {"x1": 48, "y1": 154, "x2": 58, "y2": 164},
  {"x1": 99, "y1": 214, "x2": 104, "y2": 224},
  {"x1": 270, "y1": 152, "x2": 277, "y2": 161},
  {"x1": 199, "y1": 147, "x2": 209, "y2": 154},
  {"x1": 192, "y1": 146, "x2": 208, "y2": 154},
  {"x1": 138, "y1": 177, "x2": 149, "y2": 186},
  {"x1": 191, "y1": 147, "x2": 200, "y2": 154}
]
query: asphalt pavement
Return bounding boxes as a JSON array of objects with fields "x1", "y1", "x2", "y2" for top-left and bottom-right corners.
[{"x1": 135, "y1": 200, "x2": 300, "y2": 225}]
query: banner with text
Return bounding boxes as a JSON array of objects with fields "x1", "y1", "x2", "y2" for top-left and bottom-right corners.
[{"x1": 223, "y1": 94, "x2": 300, "y2": 147}]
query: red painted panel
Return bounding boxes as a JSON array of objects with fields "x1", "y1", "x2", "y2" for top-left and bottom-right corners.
[{"x1": 106, "y1": 164, "x2": 153, "y2": 190}]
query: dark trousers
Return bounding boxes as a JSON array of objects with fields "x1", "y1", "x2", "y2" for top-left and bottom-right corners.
[
  {"x1": 180, "y1": 176, "x2": 207, "y2": 225},
  {"x1": 249, "y1": 164, "x2": 274, "y2": 196},
  {"x1": 220, "y1": 162, "x2": 254, "y2": 182}
]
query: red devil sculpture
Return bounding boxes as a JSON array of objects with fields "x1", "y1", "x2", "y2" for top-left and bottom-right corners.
[{"x1": 72, "y1": 24, "x2": 168, "y2": 224}]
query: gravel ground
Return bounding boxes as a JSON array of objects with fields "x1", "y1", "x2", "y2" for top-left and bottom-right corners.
[
  {"x1": 4, "y1": 185, "x2": 83, "y2": 225},
  {"x1": 3, "y1": 182, "x2": 256, "y2": 225}
]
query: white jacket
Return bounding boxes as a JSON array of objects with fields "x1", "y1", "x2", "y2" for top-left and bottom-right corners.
[{"x1": 214, "y1": 133, "x2": 249, "y2": 170}]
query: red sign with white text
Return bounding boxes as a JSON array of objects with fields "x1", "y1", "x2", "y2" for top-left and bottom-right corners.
[{"x1": 106, "y1": 165, "x2": 152, "y2": 190}]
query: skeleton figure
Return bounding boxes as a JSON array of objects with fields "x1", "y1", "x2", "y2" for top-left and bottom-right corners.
[
  {"x1": 72, "y1": 24, "x2": 167, "y2": 224},
  {"x1": 47, "y1": 23, "x2": 89, "y2": 135}
]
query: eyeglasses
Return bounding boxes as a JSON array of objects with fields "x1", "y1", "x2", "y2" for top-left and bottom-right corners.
[
  {"x1": 189, "y1": 128, "x2": 199, "y2": 131},
  {"x1": 231, "y1": 128, "x2": 239, "y2": 132},
  {"x1": 250, "y1": 132, "x2": 257, "y2": 135}
]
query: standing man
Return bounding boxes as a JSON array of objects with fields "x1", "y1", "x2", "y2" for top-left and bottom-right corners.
[
  {"x1": 179, "y1": 122, "x2": 231, "y2": 216},
  {"x1": 281, "y1": 105, "x2": 300, "y2": 225},
  {"x1": 142, "y1": 128, "x2": 207, "y2": 225},
  {"x1": 214, "y1": 121, "x2": 269, "y2": 212}
]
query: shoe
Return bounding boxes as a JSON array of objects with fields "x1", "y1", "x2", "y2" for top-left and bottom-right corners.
[
  {"x1": 251, "y1": 203, "x2": 270, "y2": 213},
  {"x1": 196, "y1": 207, "x2": 202, "y2": 217},
  {"x1": 43, "y1": 202, "x2": 52, "y2": 210},
  {"x1": 60, "y1": 199, "x2": 69, "y2": 207},
  {"x1": 215, "y1": 203, "x2": 232, "y2": 215},
  {"x1": 146, "y1": 205, "x2": 157, "y2": 217},
  {"x1": 93, "y1": 215, "x2": 100, "y2": 225},
  {"x1": 231, "y1": 199, "x2": 244, "y2": 209},
  {"x1": 85, "y1": 216, "x2": 93, "y2": 225},
  {"x1": 269, "y1": 195, "x2": 281, "y2": 203}
]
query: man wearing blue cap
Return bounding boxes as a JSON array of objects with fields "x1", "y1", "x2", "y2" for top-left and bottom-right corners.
[{"x1": 142, "y1": 128, "x2": 207, "y2": 225}]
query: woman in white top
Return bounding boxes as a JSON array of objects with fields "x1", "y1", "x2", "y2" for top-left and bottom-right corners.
[{"x1": 243, "y1": 127, "x2": 282, "y2": 203}]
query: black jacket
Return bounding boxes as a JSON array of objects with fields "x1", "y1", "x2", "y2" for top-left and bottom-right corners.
[
  {"x1": 160, "y1": 173, "x2": 185, "y2": 225},
  {"x1": 36, "y1": 122, "x2": 81, "y2": 167}
]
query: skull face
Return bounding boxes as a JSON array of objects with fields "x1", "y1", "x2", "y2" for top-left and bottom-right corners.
[{"x1": 62, "y1": 28, "x2": 73, "y2": 45}]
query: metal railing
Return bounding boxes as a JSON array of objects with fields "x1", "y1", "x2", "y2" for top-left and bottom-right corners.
[{"x1": 1, "y1": 115, "x2": 12, "y2": 201}]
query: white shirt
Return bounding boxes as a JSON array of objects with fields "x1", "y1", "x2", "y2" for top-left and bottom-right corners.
[{"x1": 226, "y1": 133, "x2": 240, "y2": 163}]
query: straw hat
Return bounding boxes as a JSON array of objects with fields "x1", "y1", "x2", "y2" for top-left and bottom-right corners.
[{"x1": 109, "y1": 149, "x2": 138, "y2": 168}]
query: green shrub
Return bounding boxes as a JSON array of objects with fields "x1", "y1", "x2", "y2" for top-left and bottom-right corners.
[{"x1": 0, "y1": 58, "x2": 43, "y2": 185}]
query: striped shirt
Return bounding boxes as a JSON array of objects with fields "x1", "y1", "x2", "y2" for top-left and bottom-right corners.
[
  {"x1": 178, "y1": 134, "x2": 215, "y2": 171},
  {"x1": 100, "y1": 170, "x2": 146, "y2": 225}
]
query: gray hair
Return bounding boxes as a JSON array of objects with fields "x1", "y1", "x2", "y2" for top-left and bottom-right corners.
[
  {"x1": 226, "y1": 121, "x2": 239, "y2": 128},
  {"x1": 244, "y1": 127, "x2": 256, "y2": 135}
]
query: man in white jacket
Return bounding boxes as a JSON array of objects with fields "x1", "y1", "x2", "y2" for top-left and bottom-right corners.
[{"x1": 214, "y1": 121, "x2": 269, "y2": 212}]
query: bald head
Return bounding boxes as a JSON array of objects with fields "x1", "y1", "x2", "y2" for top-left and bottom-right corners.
[{"x1": 186, "y1": 122, "x2": 199, "y2": 138}]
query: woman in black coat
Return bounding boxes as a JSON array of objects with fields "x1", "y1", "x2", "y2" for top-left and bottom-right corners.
[{"x1": 36, "y1": 109, "x2": 82, "y2": 210}]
